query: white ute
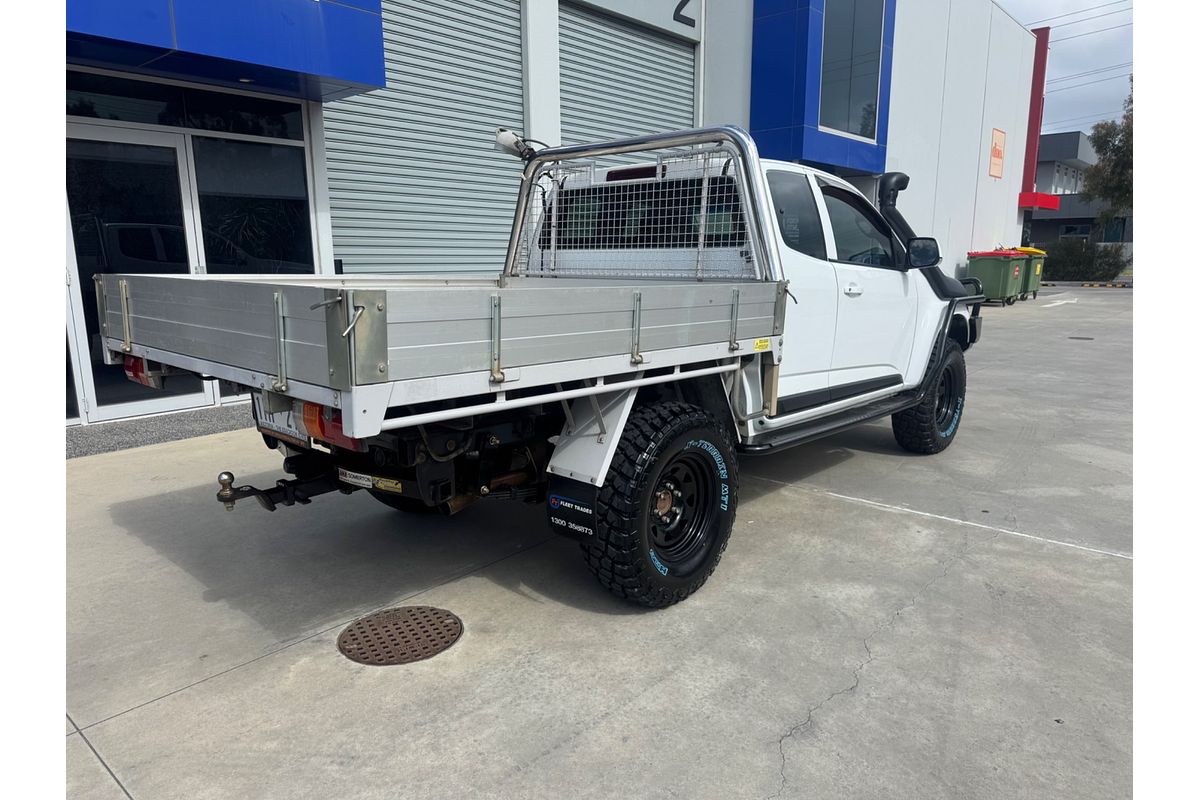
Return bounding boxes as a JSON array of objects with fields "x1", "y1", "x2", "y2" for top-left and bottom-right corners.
[{"x1": 96, "y1": 126, "x2": 983, "y2": 608}]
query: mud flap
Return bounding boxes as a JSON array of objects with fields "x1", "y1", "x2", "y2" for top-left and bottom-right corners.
[{"x1": 546, "y1": 474, "x2": 600, "y2": 543}]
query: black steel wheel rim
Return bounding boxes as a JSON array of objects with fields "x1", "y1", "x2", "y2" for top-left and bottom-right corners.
[
  {"x1": 934, "y1": 365, "x2": 959, "y2": 428},
  {"x1": 648, "y1": 451, "x2": 719, "y2": 575}
]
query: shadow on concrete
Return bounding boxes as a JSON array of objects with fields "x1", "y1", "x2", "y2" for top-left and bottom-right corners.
[
  {"x1": 105, "y1": 421, "x2": 913, "y2": 639},
  {"x1": 107, "y1": 469, "x2": 646, "y2": 642},
  {"x1": 737, "y1": 426, "x2": 904, "y2": 502}
]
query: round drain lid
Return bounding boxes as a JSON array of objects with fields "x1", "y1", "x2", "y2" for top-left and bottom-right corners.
[{"x1": 336, "y1": 606, "x2": 463, "y2": 666}]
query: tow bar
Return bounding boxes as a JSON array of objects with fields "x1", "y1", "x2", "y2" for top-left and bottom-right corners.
[{"x1": 215, "y1": 454, "x2": 357, "y2": 512}]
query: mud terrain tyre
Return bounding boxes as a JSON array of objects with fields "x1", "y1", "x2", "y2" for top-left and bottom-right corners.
[
  {"x1": 583, "y1": 401, "x2": 738, "y2": 608},
  {"x1": 892, "y1": 340, "x2": 967, "y2": 455}
]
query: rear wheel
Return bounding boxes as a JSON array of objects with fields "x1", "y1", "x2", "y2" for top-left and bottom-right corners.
[
  {"x1": 892, "y1": 340, "x2": 967, "y2": 454},
  {"x1": 582, "y1": 401, "x2": 737, "y2": 608}
]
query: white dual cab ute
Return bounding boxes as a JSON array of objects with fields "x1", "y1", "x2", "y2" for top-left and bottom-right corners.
[{"x1": 96, "y1": 126, "x2": 983, "y2": 608}]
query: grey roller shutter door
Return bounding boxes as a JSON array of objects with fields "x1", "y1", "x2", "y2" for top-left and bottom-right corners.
[
  {"x1": 323, "y1": 0, "x2": 524, "y2": 273},
  {"x1": 559, "y1": 4, "x2": 697, "y2": 147}
]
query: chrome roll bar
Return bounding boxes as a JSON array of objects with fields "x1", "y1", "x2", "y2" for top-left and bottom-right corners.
[{"x1": 500, "y1": 126, "x2": 781, "y2": 283}]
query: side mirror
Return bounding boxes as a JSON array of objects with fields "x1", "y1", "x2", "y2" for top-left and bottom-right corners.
[{"x1": 906, "y1": 237, "x2": 941, "y2": 269}]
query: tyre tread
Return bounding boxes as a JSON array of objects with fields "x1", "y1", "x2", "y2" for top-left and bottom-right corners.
[
  {"x1": 891, "y1": 340, "x2": 966, "y2": 455},
  {"x1": 582, "y1": 401, "x2": 737, "y2": 608}
]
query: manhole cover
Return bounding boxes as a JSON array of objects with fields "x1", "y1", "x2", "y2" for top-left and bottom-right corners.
[{"x1": 336, "y1": 606, "x2": 463, "y2": 666}]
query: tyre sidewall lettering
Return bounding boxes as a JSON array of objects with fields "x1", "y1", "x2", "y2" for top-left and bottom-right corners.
[
  {"x1": 638, "y1": 427, "x2": 737, "y2": 585},
  {"x1": 939, "y1": 396, "x2": 963, "y2": 438},
  {"x1": 937, "y1": 349, "x2": 967, "y2": 439},
  {"x1": 684, "y1": 438, "x2": 732, "y2": 513},
  {"x1": 585, "y1": 401, "x2": 739, "y2": 607}
]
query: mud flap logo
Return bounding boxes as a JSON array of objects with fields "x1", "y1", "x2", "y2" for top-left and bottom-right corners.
[{"x1": 547, "y1": 476, "x2": 599, "y2": 541}]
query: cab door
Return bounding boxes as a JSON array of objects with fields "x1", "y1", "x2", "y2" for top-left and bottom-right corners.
[
  {"x1": 764, "y1": 169, "x2": 838, "y2": 412},
  {"x1": 818, "y1": 184, "x2": 919, "y2": 395}
]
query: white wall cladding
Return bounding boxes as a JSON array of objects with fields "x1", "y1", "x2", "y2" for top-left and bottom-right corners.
[
  {"x1": 886, "y1": 0, "x2": 1034, "y2": 272},
  {"x1": 559, "y1": 3, "x2": 696, "y2": 146},
  {"x1": 323, "y1": 0, "x2": 525, "y2": 273}
]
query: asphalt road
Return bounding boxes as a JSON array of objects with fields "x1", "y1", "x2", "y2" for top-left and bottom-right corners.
[{"x1": 66, "y1": 288, "x2": 1132, "y2": 799}]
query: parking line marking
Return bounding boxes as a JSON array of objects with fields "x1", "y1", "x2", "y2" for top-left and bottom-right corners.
[
  {"x1": 747, "y1": 476, "x2": 1132, "y2": 560},
  {"x1": 1042, "y1": 298, "x2": 1078, "y2": 308}
]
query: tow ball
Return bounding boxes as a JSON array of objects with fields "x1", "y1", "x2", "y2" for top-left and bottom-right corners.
[{"x1": 216, "y1": 468, "x2": 352, "y2": 512}]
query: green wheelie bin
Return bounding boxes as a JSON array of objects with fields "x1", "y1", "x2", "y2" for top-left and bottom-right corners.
[
  {"x1": 967, "y1": 250, "x2": 1025, "y2": 305},
  {"x1": 1016, "y1": 246, "x2": 1045, "y2": 300}
]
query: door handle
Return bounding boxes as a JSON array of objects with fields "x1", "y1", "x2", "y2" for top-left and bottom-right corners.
[{"x1": 843, "y1": 283, "x2": 863, "y2": 297}]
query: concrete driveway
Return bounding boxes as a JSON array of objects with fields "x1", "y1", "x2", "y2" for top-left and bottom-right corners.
[{"x1": 67, "y1": 290, "x2": 1132, "y2": 799}]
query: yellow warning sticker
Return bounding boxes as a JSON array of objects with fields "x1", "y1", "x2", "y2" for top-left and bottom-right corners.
[
  {"x1": 338, "y1": 468, "x2": 403, "y2": 494},
  {"x1": 753, "y1": 338, "x2": 771, "y2": 352},
  {"x1": 1036, "y1": 263, "x2": 1041, "y2": 275},
  {"x1": 371, "y1": 478, "x2": 404, "y2": 495}
]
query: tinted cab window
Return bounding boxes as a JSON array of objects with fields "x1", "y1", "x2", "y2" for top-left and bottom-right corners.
[
  {"x1": 822, "y1": 190, "x2": 896, "y2": 267},
  {"x1": 767, "y1": 171, "x2": 827, "y2": 260}
]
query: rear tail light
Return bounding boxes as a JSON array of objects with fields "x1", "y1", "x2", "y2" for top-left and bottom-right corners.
[
  {"x1": 301, "y1": 402, "x2": 366, "y2": 452},
  {"x1": 123, "y1": 355, "x2": 162, "y2": 389}
]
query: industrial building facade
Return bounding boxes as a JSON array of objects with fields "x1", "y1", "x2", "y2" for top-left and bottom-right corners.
[{"x1": 65, "y1": 0, "x2": 1041, "y2": 426}]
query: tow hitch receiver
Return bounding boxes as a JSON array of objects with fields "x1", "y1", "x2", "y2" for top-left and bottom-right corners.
[{"x1": 216, "y1": 469, "x2": 355, "y2": 512}]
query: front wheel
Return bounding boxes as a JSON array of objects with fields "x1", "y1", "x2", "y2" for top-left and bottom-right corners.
[
  {"x1": 582, "y1": 401, "x2": 738, "y2": 608},
  {"x1": 891, "y1": 340, "x2": 967, "y2": 454}
]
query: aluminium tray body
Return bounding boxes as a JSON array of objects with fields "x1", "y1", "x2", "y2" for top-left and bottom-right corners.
[{"x1": 96, "y1": 272, "x2": 783, "y2": 436}]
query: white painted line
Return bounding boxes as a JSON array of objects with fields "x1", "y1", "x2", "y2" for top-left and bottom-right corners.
[
  {"x1": 747, "y1": 475, "x2": 1132, "y2": 561},
  {"x1": 1042, "y1": 298, "x2": 1079, "y2": 308}
]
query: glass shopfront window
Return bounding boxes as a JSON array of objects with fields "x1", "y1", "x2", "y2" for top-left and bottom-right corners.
[
  {"x1": 67, "y1": 71, "x2": 304, "y2": 140},
  {"x1": 192, "y1": 137, "x2": 314, "y2": 274},
  {"x1": 819, "y1": 0, "x2": 885, "y2": 140},
  {"x1": 66, "y1": 69, "x2": 318, "y2": 423}
]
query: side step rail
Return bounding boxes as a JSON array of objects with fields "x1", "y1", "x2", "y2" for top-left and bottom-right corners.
[
  {"x1": 738, "y1": 392, "x2": 918, "y2": 454},
  {"x1": 741, "y1": 296, "x2": 980, "y2": 455}
]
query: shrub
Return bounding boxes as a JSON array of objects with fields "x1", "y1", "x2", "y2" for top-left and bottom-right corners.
[{"x1": 1042, "y1": 239, "x2": 1129, "y2": 282}]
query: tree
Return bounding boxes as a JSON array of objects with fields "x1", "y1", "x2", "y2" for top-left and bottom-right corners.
[{"x1": 1081, "y1": 79, "x2": 1132, "y2": 219}]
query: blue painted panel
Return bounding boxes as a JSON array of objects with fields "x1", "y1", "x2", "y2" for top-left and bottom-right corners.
[
  {"x1": 66, "y1": 0, "x2": 173, "y2": 49},
  {"x1": 754, "y1": 0, "x2": 800, "y2": 18},
  {"x1": 171, "y1": 0, "x2": 385, "y2": 89},
  {"x1": 751, "y1": 0, "x2": 895, "y2": 174},
  {"x1": 66, "y1": 0, "x2": 384, "y2": 101},
  {"x1": 797, "y1": 1, "x2": 823, "y2": 136},
  {"x1": 755, "y1": 128, "x2": 794, "y2": 161},
  {"x1": 749, "y1": 10, "x2": 798, "y2": 133},
  {"x1": 328, "y1": 0, "x2": 382, "y2": 12},
  {"x1": 875, "y1": 0, "x2": 897, "y2": 153}
]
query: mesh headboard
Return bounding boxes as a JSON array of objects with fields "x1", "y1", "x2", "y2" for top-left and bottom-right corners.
[{"x1": 513, "y1": 143, "x2": 762, "y2": 281}]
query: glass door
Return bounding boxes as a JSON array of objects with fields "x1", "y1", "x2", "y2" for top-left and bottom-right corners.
[{"x1": 65, "y1": 123, "x2": 216, "y2": 421}]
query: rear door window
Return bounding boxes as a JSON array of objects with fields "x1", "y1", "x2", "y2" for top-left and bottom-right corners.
[{"x1": 767, "y1": 171, "x2": 827, "y2": 260}]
